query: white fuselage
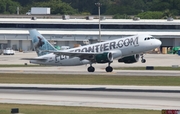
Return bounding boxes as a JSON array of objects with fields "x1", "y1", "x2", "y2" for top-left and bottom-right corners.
[{"x1": 30, "y1": 35, "x2": 161, "y2": 66}]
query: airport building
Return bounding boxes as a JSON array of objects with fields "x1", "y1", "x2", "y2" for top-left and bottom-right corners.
[{"x1": 0, "y1": 17, "x2": 180, "y2": 52}]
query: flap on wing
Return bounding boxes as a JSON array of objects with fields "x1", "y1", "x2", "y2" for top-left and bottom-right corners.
[
  {"x1": 47, "y1": 49, "x2": 119, "y2": 56},
  {"x1": 56, "y1": 51, "x2": 103, "y2": 56},
  {"x1": 44, "y1": 50, "x2": 105, "y2": 60}
]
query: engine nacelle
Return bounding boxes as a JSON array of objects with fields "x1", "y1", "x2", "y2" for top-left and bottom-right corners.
[
  {"x1": 118, "y1": 54, "x2": 140, "y2": 64},
  {"x1": 95, "y1": 52, "x2": 113, "y2": 63}
]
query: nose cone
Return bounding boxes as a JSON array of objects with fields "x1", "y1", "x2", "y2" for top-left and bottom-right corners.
[{"x1": 155, "y1": 39, "x2": 162, "y2": 47}]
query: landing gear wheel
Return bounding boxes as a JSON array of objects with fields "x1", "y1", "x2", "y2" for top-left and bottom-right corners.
[
  {"x1": 106, "y1": 66, "x2": 113, "y2": 72},
  {"x1": 141, "y1": 59, "x2": 146, "y2": 63},
  {"x1": 140, "y1": 54, "x2": 146, "y2": 63},
  {"x1": 88, "y1": 66, "x2": 95, "y2": 72}
]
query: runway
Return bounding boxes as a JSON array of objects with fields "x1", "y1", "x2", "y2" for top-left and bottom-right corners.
[
  {"x1": 1, "y1": 51, "x2": 180, "y2": 67},
  {"x1": 0, "y1": 84, "x2": 180, "y2": 110}
]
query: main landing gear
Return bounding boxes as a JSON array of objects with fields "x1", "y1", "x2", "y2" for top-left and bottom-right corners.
[
  {"x1": 106, "y1": 62, "x2": 113, "y2": 72},
  {"x1": 87, "y1": 62, "x2": 113, "y2": 72},
  {"x1": 87, "y1": 65, "x2": 95, "y2": 72},
  {"x1": 141, "y1": 54, "x2": 146, "y2": 63}
]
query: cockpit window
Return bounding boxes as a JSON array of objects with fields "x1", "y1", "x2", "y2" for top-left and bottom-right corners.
[
  {"x1": 144, "y1": 37, "x2": 155, "y2": 40},
  {"x1": 150, "y1": 37, "x2": 155, "y2": 39}
]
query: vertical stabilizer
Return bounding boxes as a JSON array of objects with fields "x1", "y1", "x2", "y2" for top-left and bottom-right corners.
[{"x1": 29, "y1": 29, "x2": 57, "y2": 56}]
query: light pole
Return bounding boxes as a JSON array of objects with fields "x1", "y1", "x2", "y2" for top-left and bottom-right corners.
[{"x1": 95, "y1": 2, "x2": 102, "y2": 42}]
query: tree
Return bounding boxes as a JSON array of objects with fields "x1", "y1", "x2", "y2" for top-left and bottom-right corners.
[
  {"x1": 1, "y1": 0, "x2": 180, "y2": 16},
  {"x1": 104, "y1": 0, "x2": 146, "y2": 15},
  {"x1": 0, "y1": 0, "x2": 20, "y2": 14},
  {"x1": 0, "y1": 2, "x2": 6, "y2": 13},
  {"x1": 151, "y1": 2, "x2": 171, "y2": 11},
  {"x1": 33, "y1": 0, "x2": 78, "y2": 15},
  {"x1": 137, "y1": 11, "x2": 163, "y2": 19}
]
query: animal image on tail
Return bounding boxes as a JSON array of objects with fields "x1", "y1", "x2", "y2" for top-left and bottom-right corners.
[{"x1": 29, "y1": 29, "x2": 57, "y2": 56}]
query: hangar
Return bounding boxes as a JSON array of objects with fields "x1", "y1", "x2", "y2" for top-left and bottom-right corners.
[{"x1": 0, "y1": 18, "x2": 179, "y2": 52}]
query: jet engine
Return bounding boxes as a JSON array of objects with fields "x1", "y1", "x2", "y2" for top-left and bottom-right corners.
[
  {"x1": 95, "y1": 52, "x2": 113, "y2": 63},
  {"x1": 118, "y1": 54, "x2": 140, "y2": 63}
]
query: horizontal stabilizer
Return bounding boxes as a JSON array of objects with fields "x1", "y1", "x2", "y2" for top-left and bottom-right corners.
[{"x1": 21, "y1": 58, "x2": 47, "y2": 61}]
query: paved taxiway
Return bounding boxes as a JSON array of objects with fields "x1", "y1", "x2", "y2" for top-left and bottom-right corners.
[
  {"x1": 1, "y1": 51, "x2": 180, "y2": 76},
  {"x1": 1, "y1": 51, "x2": 180, "y2": 67},
  {"x1": 1, "y1": 67, "x2": 180, "y2": 76},
  {"x1": 1, "y1": 52, "x2": 180, "y2": 110},
  {"x1": 0, "y1": 84, "x2": 180, "y2": 110}
]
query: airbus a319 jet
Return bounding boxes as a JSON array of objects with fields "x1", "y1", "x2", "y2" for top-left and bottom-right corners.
[{"x1": 23, "y1": 29, "x2": 161, "y2": 72}]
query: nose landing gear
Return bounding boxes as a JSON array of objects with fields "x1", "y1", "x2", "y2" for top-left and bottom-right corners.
[{"x1": 141, "y1": 54, "x2": 146, "y2": 63}]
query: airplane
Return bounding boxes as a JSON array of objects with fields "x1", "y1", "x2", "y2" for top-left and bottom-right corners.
[{"x1": 23, "y1": 29, "x2": 162, "y2": 72}]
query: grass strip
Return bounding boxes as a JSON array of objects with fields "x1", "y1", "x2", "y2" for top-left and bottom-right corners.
[
  {"x1": 0, "y1": 73, "x2": 180, "y2": 86},
  {"x1": 0, "y1": 103, "x2": 160, "y2": 114}
]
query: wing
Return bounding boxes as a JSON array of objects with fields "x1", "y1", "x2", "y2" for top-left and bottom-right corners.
[
  {"x1": 44, "y1": 49, "x2": 119, "y2": 63},
  {"x1": 52, "y1": 51, "x2": 104, "y2": 60}
]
